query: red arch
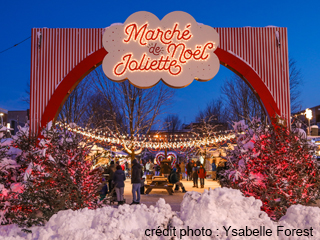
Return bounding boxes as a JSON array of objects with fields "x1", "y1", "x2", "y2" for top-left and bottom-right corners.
[
  {"x1": 41, "y1": 48, "x2": 280, "y2": 131},
  {"x1": 215, "y1": 48, "x2": 280, "y2": 119},
  {"x1": 40, "y1": 48, "x2": 107, "y2": 132}
]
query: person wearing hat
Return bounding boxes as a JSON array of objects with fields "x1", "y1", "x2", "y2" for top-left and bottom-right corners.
[
  {"x1": 98, "y1": 178, "x2": 109, "y2": 201},
  {"x1": 168, "y1": 168, "x2": 187, "y2": 193}
]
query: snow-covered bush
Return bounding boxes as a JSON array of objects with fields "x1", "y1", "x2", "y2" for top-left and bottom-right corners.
[
  {"x1": 2, "y1": 123, "x2": 102, "y2": 227},
  {"x1": 221, "y1": 118, "x2": 320, "y2": 220},
  {"x1": 0, "y1": 126, "x2": 27, "y2": 225}
]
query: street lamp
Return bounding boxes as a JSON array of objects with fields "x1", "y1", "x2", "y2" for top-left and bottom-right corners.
[
  {"x1": 0, "y1": 113, "x2": 3, "y2": 126},
  {"x1": 305, "y1": 108, "x2": 312, "y2": 135}
]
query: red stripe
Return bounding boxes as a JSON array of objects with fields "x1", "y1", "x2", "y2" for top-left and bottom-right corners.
[{"x1": 30, "y1": 27, "x2": 291, "y2": 133}]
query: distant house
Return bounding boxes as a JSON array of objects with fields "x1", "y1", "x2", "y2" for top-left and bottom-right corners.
[
  {"x1": 0, "y1": 108, "x2": 8, "y2": 126},
  {"x1": 8, "y1": 110, "x2": 30, "y2": 134},
  {"x1": 0, "y1": 107, "x2": 29, "y2": 135},
  {"x1": 293, "y1": 105, "x2": 320, "y2": 135}
]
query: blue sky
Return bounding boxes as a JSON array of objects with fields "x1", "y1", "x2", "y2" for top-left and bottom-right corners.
[{"x1": 0, "y1": 0, "x2": 319, "y2": 124}]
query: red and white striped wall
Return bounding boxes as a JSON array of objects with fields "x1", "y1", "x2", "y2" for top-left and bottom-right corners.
[{"x1": 30, "y1": 27, "x2": 290, "y2": 133}]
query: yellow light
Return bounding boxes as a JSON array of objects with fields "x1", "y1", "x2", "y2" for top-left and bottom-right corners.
[{"x1": 305, "y1": 108, "x2": 312, "y2": 120}]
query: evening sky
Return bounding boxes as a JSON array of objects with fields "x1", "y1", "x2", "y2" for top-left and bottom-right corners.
[{"x1": 0, "y1": 0, "x2": 319, "y2": 124}]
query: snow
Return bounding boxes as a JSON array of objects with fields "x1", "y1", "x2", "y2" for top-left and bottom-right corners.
[
  {"x1": 23, "y1": 162, "x2": 33, "y2": 181},
  {"x1": 10, "y1": 183, "x2": 23, "y2": 193},
  {"x1": 295, "y1": 128, "x2": 307, "y2": 139},
  {"x1": 0, "y1": 158, "x2": 19, "y2": 171},
  {"x1": 0, "y1": 138, "x2": 13, "y2": 147},
  {"x1": 1, "y1": 187, "x2": 319, "y2": 239}
]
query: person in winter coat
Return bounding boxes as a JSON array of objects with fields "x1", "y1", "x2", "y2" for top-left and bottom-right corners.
[
  {"x1": 149, "y1": 161, "x2": 154, "y2": 175},
  {"x1": 145, "y1": 160, "x2": 151, "y2": 174},
  {"x1": 168, "y1": 168, "x2": 187, "y2": 193},
  {"x1": 175, "y1": 163, "x2": 181, "y2": 179},
  {"x1": 192, "y1": 163, "x2": 199, "y2": 188},
  {"x1": 113, "y1": 165, "x2": 126, "y2": 205},
  {"x1": 174, "y1": 163, "x2": 182, "y2": 190},
  {"x1": 180, "y1": 160, "x2": 186, "y2": 179},
  {"x1": 211, "y1": 160, "x2": 217, "y2": 180},
  {"x1": 106, "y1": 161, "x2": 116, "y2": 192},
  {"x1": 186, "y1": 161, "x2": 193, "y2": 181},
  {"x1": 198, "y1": 164, "x2": 206, "y2": 188},
  {"x1": 98, "y1": 178, "x2": 108, "y2": 201},
  {"x1": 131, "y1": 159, "x2": 143, "y2": 204},
  {"x1": 160, "y1": 162, "x2": 171, "y2": 177},
  {"x1": 155, "y1": 164, "x2": 160, "y2": 176},
  {"x1": 121, "y1": 163, "x2": 125, "y2": 171},
  {"x1": 196, "y1": 159, "x2": 201, "y2": 167}
]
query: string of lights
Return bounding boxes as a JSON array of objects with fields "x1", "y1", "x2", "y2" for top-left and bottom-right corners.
[{"x1": 58, "y1": 122, "x2": 236, "y2": 150}]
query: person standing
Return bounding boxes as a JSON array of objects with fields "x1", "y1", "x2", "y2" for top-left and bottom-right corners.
[
  {"x1": 106, "y1": 161, "x2": 116, "y2": 192},
  {"x1": 131, "y1": 159, "x2": 143, "y2": 205},
  {"x1": 145, "y1": 160, "x2": 150, "y2": 175},
  {"x1": 180, "y1": 160, "x2": 186, "y2": 179},
  {"x1": 149, "y1": 160, "x2": 154, "y2": 176},
  {"x1": 198, "y1": 164, "x2": 206, "y2": 188},
  {"x1": 192, "y1": 163, "x2": 199, "y2": 188},
  {"x1": 211, "y1": 160, "x2": 217, "y2": 180},
  {"x1": 113, "y1": 165, "x2": 126, "y2": 205},
  {"x1": 196, "y1": 159, "x2": 201, "y2": 167},
  {"x1": 186, "y1": 161, "x2": 193, "y2": 181},
  {"x1": 160, "y1": 162, "x2": 171, "y2": 177},
  {"x1": 121, "y1": 162, "x2": 125, "y2": 171},
  {"x1": 155, "y1": 164, "x2": 160, "y2": 176}
]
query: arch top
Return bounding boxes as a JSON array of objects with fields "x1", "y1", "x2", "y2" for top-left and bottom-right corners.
[{"x1": 31, "y1": 26, "x2": 289, "y2": 133}]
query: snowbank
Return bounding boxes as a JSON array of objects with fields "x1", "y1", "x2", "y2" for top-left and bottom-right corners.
[
  {"x1": 0, "y1": 198, "x2": 173, "y2": 240},
  {"x1": 174, "y1": 188, "x2": 319, "y2": 239},
  {"x1": 1, "y1": 188, "x2": 319, "y2": 239},
  {"x1": 173, "y1": 188, "x2": 277, "y2": 239}
]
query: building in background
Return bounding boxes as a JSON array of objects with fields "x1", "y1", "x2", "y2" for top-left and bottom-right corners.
[
  {"x1": 8, "y1": 110, "x2": 29, "y2": 135},
  {"x1": 0, "y1": 108, "x2": 8, "y2": 126},
  {"x1": 293, "y1": 105, "x2": 320, "y2": 135},
  {"x1": 0, "y1": 107, "x2": 29, "y2": 135}
]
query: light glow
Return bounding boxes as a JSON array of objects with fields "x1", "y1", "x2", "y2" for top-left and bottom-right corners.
[{"x1": 305, "y1": 108, "x2": 312, "y2": 120}]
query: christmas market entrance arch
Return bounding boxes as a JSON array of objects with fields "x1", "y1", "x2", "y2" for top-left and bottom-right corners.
[{"x1": 30, "y1": 25, "x2": 290, "y2": 133}]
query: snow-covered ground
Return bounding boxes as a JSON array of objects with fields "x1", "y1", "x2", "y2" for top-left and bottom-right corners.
[{"x1": 1, "y1": 187, "x2": 319, "y2": 240}]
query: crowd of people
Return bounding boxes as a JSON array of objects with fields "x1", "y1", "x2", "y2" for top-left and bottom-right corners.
[
  {"x1": 99, "y1": 160, "x2": 143, "y2": 205},
  {"x1": 98, "y1": 158, "x2": 222, "y2": 206}
]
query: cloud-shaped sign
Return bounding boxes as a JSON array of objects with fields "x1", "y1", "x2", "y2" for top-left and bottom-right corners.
[{"x1": 102, "y1": 11, "x2": 220, "y2": 89}]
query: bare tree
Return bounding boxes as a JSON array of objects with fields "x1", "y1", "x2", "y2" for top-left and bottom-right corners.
[
  {"x1": 221, "y1": 75, "x2": 265, "y2": 122},
  {"x1": 57, "y1": 79, "x2": 93, "y2": 125},
  {"x1": 164, "y1": 114, "x2": 181, "y2": 133},
  {"x1": 221, "y1": 58, "x2": 303, "y2": 122},
  {"x1": 289, "y1": 58, "x2": 303, "y2": 113},
  {"x1": 88, "y1": 67, "x2": 175, "y2": 160},
  {"x1": 21, "y1": 82, "x2": 30, "y2": 105},
  {"x1": 191, "y1": 115, "x2": 220, "y2": 167},
  {"x1": 81, "y1": 92, "x2": 125, "y2": 132},
  {"x1": 196, "y1": 99, "x2": 228, "y2": 130}
]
